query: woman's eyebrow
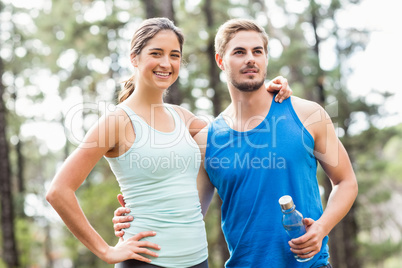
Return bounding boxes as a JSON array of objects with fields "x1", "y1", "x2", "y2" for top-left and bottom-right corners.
[{"x1": 149, "y1": 48, "x2": 181, "y2": 54}]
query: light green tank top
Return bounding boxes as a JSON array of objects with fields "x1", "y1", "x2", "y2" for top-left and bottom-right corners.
[{"x1": 105, "y1": 104, "x2": 208, "y2": 268}]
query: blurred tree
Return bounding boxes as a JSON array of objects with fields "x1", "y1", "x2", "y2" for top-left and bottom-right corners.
[
  {"x1": 2, "y1": 0, "x2": 401, "y2": 267},
  {"x1": 0, "y1": 1, "x2": 23, "y2": 266},
  {"x1": 352, "y1": 124, "x2": 402, "y2": 267},
  {"x1": 0, "y1": 37, "x2": 19, "y2": 268}
]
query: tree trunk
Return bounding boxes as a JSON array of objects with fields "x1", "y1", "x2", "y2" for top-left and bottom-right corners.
[
  {"x1": 44, "y1": 223, "x2": 53, "y2": 268},
  {"x1": 15, "y1": 140, "x2": 24, "y2": 193},
  {"x1": 0, "y1": 41, "x2": 19, "y2": 268},
  {"x1": 142, "y1": 0, "x2": 158, "y2": 18},
  {"x1": 204, "y1": 0, "x2": 222, "y2": 117},
  {"x1": 309, "y1": 1, "x2": 360, "y2": 267},
  {"x1": 160, "y1": 0, "x2": 174, "y2": 21}
]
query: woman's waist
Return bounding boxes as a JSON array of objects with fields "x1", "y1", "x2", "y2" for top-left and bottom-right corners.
[
  {"x1": 124, "y1": 219, "x2": 206, "y2": 235},
  {"x1": 126, "y1": 209, "x2": 204, "y2": 225},
  {"x1": 123, "y1": 221, "x2": 207, "y2": 253}
]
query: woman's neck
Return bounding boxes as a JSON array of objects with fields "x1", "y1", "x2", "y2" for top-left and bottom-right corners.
[{"x1": 127, "y1": 85, "x2": 165, "y2": 108}]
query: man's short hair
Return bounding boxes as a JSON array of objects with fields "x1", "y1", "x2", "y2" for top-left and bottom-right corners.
[{"x1": 214, "y1": 18, "x2": 269, "y2": 57}]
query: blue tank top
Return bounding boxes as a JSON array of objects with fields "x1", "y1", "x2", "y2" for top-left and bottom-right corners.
[
  {"x1": 205, "y1": 96, "x2": 329, "y2": 267},
  {"x1": 105, "y1": 104, "x2": 208, "y2": 268}
]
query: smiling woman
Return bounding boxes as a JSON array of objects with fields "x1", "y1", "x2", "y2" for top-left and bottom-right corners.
[{"x1": 46, "y1": 17, "x2": 210, "y2": 268}]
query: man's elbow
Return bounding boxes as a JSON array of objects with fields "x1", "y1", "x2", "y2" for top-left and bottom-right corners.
[
  {"x1": 353, "y1": 177, "x2": 358, "y2": 199},
  {"x1": 348, "y1": 175, "x2": 358, "y2": 201},
  {"x1": 46, "y1": 184, "x2": 61, "y2": 206}
]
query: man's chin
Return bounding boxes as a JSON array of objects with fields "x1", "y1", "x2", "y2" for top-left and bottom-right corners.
[{"x1": 234, "y1": 81, "x2": 265, "y2": 92}]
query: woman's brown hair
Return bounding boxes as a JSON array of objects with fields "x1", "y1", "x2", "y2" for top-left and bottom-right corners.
[{"x1": 119, "y1": 17, "x2": 184, "y2": 103}]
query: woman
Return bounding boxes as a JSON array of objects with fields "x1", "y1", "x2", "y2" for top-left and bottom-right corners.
[{"x1": 46, "y1": 17, "x2": 291, "y2": 268}]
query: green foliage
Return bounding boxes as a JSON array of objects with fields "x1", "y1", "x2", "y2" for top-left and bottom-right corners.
[
  {"x1": 1, "y1": 0, "x2": 402, "y2": 267},
  {"x1": 360, "y1": 239, "x2": 402, "y2": 264}
]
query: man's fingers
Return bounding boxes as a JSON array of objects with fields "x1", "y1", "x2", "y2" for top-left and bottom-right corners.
[
  {"x1": 114, "y1": 222, "x2": 131, "y2": 231},
  {"x1": 131, "y1": 231, "x2": 157, "y2": 241},
  {"x1": 115, "y1": 230, "x2": 125, "y2": 237},
  {"x1": 113, "y1": 207, "x2": 130, "y2": 217},
  {"x1": 117, "y1": 194, "x2": 126, "y2": 207},
  {"x1": 296, "y1": 250, "x2": 316, "y2": 259},
  {"x1": 303, "y1": 217, "x2": 314, "y2": 226},
  {"x1": 291, "y1": 244, "x2": 317, "y2": 259},
  {"x1": 112, "y1": 215, "x2": 133, "y2": 224}
]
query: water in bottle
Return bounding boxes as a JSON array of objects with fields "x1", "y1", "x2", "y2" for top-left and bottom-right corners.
[{"x1": 279, "y1": 195, "x2": 313, "y2": 262}]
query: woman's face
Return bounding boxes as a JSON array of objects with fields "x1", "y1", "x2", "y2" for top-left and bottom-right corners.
[{"x1": 133, "y1": 30, "x2": 182, "y2": 91}]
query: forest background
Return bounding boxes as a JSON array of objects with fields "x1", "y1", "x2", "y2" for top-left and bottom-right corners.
[{"x1": 1, "y1": 0, "x2": 402, "y2": 267}]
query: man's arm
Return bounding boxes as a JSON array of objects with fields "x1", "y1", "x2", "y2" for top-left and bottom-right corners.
[
  {"x1": 193, "y1": 126, "x2": 215, "y2": 217},
  {"x1": 290, "y1": 98, "x2": 358, "y2": 259}
]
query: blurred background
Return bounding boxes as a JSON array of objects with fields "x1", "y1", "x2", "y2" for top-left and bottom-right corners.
[{"x1": 1, "y1": 0, "x2": 402, "y2": 267}]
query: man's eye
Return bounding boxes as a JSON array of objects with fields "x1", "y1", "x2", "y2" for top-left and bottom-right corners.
[
  {"x1": 151, "y1": 52, "x2": 160, "y2": 56},
  {"x1": 234, "y1": 51, "x2": 244, "y2": 55}
]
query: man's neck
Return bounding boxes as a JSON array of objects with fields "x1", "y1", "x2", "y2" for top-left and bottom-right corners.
[{"x1": 223, "y1": 86, "x2": 274, "y2": 132}]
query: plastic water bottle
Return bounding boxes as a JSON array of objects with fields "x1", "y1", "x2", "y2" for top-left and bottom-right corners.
[{"x1": 278, "y1": 195, "x2": 313, "y2": 262}]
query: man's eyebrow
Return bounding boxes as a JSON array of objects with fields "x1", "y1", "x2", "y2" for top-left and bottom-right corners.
[
  {"x1": 232, "y1": 46, "x2": 264, "y2": 51},
  {"x1": 254, "y1": 46, "x2": 264, "y2": 50},
  {"x1": 232, "y1": 47, "x2": 246, "y2": 51}
]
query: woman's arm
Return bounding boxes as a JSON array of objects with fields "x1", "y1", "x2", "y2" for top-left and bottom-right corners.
[{"x1": 46, "y1": 111, "x2": 160, "y2": 264}]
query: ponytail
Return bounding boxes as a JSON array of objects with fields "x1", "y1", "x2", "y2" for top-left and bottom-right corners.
[{"x1": 119, "y1": 74, "x2": 135, "y2": 103}]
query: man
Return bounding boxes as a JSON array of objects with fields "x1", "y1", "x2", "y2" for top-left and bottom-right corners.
[{"x1": 114, "y1": 19, "x2": 357, "y2": 267}]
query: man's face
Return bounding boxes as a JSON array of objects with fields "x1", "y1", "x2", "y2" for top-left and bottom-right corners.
[{"x1": 221, "y1": 30, "x2": 268, "y2": 92}]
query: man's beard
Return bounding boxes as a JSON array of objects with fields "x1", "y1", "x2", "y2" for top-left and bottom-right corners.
[
  {"x1": 228, "y1": 67, "x2": 266, "y2": 92},
  {"x1": 231, "y1": 78, "x2": 265, "y2": 92}
]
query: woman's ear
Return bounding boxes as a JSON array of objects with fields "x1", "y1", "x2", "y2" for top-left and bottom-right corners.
[{"x1": 131, "y1": 54, "x2": 138, "y2": 67}]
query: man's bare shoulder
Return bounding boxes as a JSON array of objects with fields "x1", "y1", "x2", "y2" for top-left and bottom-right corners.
[
  {"x1": 291, "y1": 96, "x2": 322, "y2": 110},
  {"x1": 290, "y1": 96, "x2": 325, "y2": 123}
]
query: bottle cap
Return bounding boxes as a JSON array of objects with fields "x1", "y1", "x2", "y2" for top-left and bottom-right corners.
[{"x1": 278, "y1": 195, "x2": 294, "y2": 210}]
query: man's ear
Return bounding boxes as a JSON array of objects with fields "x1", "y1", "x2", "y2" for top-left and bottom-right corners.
[{"x1": 215, "y1": 53, "x2": 224, "y2": 70}]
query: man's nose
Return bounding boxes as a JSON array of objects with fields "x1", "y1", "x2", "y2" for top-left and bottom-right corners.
[{"x1": 245, "y1": 52, "x2": 255, "y2": 65}]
